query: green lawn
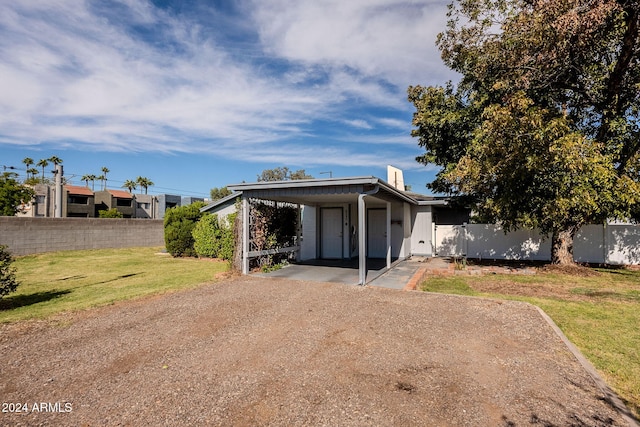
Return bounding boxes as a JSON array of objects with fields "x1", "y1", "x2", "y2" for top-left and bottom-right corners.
[
  {"x1": 421, "y1": 268, "x2": 640, "y2": 420},
  {"x1": 1, "y1": 247, "x2": 228, "y2": 323}
]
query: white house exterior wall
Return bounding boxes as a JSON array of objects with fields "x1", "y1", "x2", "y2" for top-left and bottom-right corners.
[
  {"x1": 300, "y1": 205, "x2": 317, "y2": 261},
  {"x1": 214, "y1": 204, "x2": 237, "y2": 221},
  {"x1": 411, "y1": 206, "x2": 434, "y2": 256}
]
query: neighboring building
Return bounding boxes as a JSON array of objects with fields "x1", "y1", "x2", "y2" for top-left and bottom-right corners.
[
  {"x1": 95, "y1": 189, "x2": 135, "y2": 218},
  {"x1": 135, "y1": 194, "x2": 158, "y2": 219},
  {"x1": 181, "y1": 196, "x2": 204, "y2": 206},
  {"x1": 64, "y1": 185, "x2": 96, "y2": 217},
  {"x1": 17, "y1": 184, "x2": 53, "y2": 217},
  {"x1": 156, "y1": 194, "x2": 181, "y2": 218},
  {"x1": 17, "y1": 184, "x2": 204, "y2": 219}
]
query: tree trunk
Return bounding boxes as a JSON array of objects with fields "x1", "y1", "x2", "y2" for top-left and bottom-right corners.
[{"x1": 550, "y1": 226, "x2": 579, "y2": 265}]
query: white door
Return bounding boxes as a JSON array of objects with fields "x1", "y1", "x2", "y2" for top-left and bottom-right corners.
[
  {"x1": 367, "y1": 209, "x2": 387, "y2": 258},
  {"x1": 321, "y1": 208, "x2": 343, "y2": 259}
]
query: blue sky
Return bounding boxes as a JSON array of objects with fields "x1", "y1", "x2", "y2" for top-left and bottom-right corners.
[{"x1": 0, "y1": 0, "x2": 456, "y2": 199}]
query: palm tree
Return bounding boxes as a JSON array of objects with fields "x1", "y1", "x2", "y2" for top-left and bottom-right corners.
[
  {"x1": 122, "y1": 179, "x2": 137, "y2": 193},
  {"x1": 136, "y1": 176, "x2": 154, "y2": 194},
  {"x1": 48, "y1": 156, "x2": 63, "y2": 166},
  {"x1": 27, "y1": 168, "x2": 39, "y2": 180},
  {"x1": 88, "y1": 174, "x2": 98, "y2": 191},
  {"x1": 81, "y1": 174, "x2": 91, "y2": 187},
  {"x1": 36, "y1": 159, "x2": 49, "y2": 183},
  {"x1": 101, "y1": 167, "x2": 110, "y2": 190},
  {"x1": 97, "y1": 175, "x2": 105, "y2": 191},
  {"x1": 22, "y1": 158, "x2": 34, "y2": 179}
]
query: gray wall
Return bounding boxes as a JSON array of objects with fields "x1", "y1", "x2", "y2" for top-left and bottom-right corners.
[{"x1": 0, "y1": 217, "x2": 165, "y2": 256}]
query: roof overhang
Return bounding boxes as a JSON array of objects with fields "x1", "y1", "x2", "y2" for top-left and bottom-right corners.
[
  {"x1": 201, "y1": 192, "x2": 242, "y2": 213},
  {"x1": 227, "y1": 176, "x2": 419, "y2": 206}
]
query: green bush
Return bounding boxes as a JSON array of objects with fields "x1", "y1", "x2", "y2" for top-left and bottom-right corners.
[
  {"x1": 0, "y1": 245, "x2": 19, "y2": 299},
  {"x1": 193, "y1": 214, "x2": 223, "y2": 258},
  {"x1": 98, "y1": 208, "x2": 123, "y2": 218},
  {"x1": 192, "y1": 213, "x2": 236, "y2": 261},
  {"x1": 164, "y1": 202, "x2": 206, "y2": 257}
]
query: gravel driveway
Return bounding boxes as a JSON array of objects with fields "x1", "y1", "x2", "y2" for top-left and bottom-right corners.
[{"x1": 0, "y1": 276, "x2": 633, "y2": 426}]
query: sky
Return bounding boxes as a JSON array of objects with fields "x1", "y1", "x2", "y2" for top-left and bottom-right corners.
[{"x1": 0, "y1": 0, "x2": 457, "y2": 199}]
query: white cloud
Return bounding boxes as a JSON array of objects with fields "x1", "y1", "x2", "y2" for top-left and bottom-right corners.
[
  {"x1": 344, "y1": 119, "x2": 373, "y2": 130},
  {"x1": 248, "y1": 0, "x2": 454, "y2": 88},
  {"x1": 0, "y1": 0, "x2": 452, "y2": 170}
]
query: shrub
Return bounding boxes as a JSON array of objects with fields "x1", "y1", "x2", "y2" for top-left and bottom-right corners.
[
  {"x1": 98, "y1": 208, "x2": 123, "y2": 218},
  {"x1": 164, "y1": 202, "x2": 206, "y2": 257},
  {"x1": 0, "y1": 245, "x2": 19, "y2": 299},
  {"x1": 193, "y1": 214, "x2": 223, "y2": 258},
  {"x1": 192, "y1": 213, "x2": 237, "y2": 261}
]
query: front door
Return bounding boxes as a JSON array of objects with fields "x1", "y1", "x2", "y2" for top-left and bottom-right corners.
[
  {"x1": 367, "y1": 209, "x2": 387, "y2": 258},
  {"x1": 321, "y1": 208, "x2": 343, "y2": 259}
]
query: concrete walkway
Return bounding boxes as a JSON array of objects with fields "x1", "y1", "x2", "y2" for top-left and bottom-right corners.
[
  {"x1": 366, "y1": 258, "x2": 427, "y2": 290},
  {"x1": 254, "y1": 258, "x2": 388, "y2": 285},
  {"x1": 256, "y1": 256, "x2": 537, "y2": 290},
  {"x1": 256, "y1": 257, "x2": 429, "y2": 289}
]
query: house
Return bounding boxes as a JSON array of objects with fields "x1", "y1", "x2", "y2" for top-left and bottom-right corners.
[
  {"x1": 202, "y1": 171, "x2": 470, "y2": 284},
  {"x1": 201, "y1": 192, "x2": 240, "y2": 219},
  {"x1": 64, "y1": 185, "x2": 95, "y2": 217},
  {"x1": 94, "y1": 189, "x2": 135, "y2": 218}
]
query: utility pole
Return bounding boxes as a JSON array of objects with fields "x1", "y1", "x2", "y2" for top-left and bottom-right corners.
[{"x1": 53, "y1": 164, "x2": 63, "y2": 218}]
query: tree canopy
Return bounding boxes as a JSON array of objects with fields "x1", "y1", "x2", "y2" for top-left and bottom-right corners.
[
  {"x1": 410, "y1": 0, "x2": 640, "y2": 264},
  {"x1": 210, "y1": 186, "x2": 232, "y2": 201},
  {"x1": 257, "y1": 167, "x2": 314, "y2": 182},
  {"x1": 0, "y1": 172, "x2": 35, "y2": 216}
]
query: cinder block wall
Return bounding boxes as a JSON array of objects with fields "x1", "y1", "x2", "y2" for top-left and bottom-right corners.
[{"x1": 0, "y1": 217, "x2": 165, "y2": 256}]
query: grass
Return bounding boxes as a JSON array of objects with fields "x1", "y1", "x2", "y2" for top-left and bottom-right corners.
[
  {"x1": 421, "y1": 267, "x2": 640, "y2": 420},
  {"x1": 1, "y1": 247, "x2": 228, "y2": 323}
]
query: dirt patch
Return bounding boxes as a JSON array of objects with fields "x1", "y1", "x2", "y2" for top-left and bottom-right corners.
[
  {"x1": 0, "y1": 277, "x2": 632, "y2": 426},
  {"x1": 541, "y1": 263, "x2": 602, "y2": 277}
]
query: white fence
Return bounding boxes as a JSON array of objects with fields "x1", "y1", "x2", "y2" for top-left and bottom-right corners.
[{"x1": 434, "y1": 224, "x2": 640, "y2": 265}]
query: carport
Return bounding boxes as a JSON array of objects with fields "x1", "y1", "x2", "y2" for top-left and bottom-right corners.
[{"x1": 227, "y1": 176, "x2": 417, "y2": 285}]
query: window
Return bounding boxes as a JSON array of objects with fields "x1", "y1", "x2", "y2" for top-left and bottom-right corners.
[
  {"x1": 116, "y1": 198, "x2": 132, "y2": 207},
  {"x1": 137, "y1": 202, "x2": 149, "y2": 209},
  {"x1": 68, "y1": 195, "x2": 89, "y2": 205}
]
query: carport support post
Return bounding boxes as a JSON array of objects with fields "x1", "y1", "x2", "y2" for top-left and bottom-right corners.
[
  {"x1": 242, "y1": 196, "x2": 250, "y2": 275},
  {"x1": 296, "y1": 204, "x2": 302, "y2": 262},
  {"x1": 358, "y1": 194, "x2": 367, "y2": 285},
  {"x1": 386, "y1": 202, "x2": 391, "y2": 269}
]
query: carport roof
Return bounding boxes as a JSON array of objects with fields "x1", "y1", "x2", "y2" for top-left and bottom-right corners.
[{"x1": 227, "y1": 176, "x2": 449, "y2": 206}]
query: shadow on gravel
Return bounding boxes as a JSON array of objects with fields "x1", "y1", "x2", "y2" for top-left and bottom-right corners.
[{"x1": 0, "y1": 290, "x2": 71, "y2": 310}]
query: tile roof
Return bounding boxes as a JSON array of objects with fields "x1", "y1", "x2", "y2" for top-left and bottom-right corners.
[
  {"x1": 65, "y1": 185, "x2": 94, "y2": 196},
  {"x1": 108, "y1": 189, "x2": 134, "y2": 199}
]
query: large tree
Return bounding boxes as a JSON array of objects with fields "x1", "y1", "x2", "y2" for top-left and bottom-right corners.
[
  {"x1": 257, "y1": 167, "x2": 314, "y2": 182},
  {"x1": 136, "y1": 176, "x2": 154, "y2": 194},
  {"x1": 210, "y1": 186, "x2": 232, "y2": 201},
  {"x1": 36, "y1": 159, "x2": 49, "y2": 184},
  {"x1": 0, "y1": 172, "x2": 35, "y2": 216},
  {"x1": 410, "y1": 0, "x2": 640, "y2": 264}
]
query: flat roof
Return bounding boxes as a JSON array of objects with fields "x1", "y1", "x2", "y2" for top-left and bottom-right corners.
[{"x1": 227, "y1": 176, "x2": 449, "y2": 206}]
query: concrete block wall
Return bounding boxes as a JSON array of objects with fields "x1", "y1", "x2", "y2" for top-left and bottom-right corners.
[{"x1": 0, "y1": 217, "x2": 165, "y2": 256}]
